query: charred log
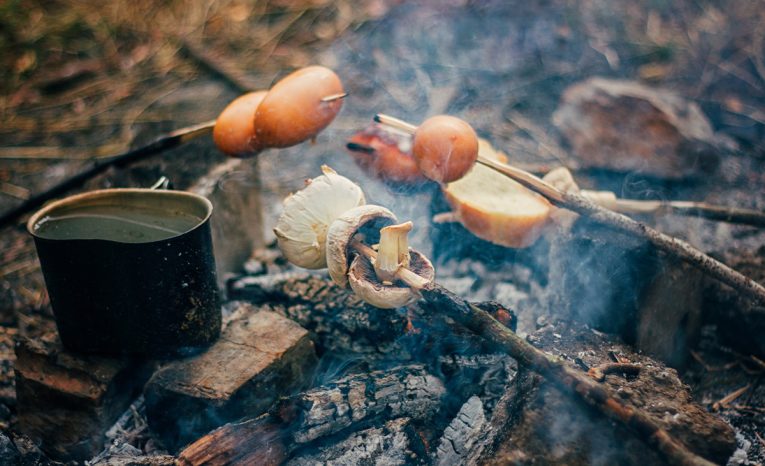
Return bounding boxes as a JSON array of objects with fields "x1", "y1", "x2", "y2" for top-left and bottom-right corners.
[
  {"x1": 228, "y1": 274, "x2": 408, "y2": 355},
  {"x1": 287, "y1": 417, "x2": 423, "y2": 466},
  {"x1": 420, "y1": 284, "x2": 732, "y2": 466},
  {"x1": 144, "y1": 305, "x2": 317, "y2": 453},
  {"x1": 284, "y1": 363, "x2": 445, "y2": 445},
  {"x1": 177, "y1": 415, "x2": 286, "y2": 466},
  {"x1": 434, "y1": 396, "x2": 487, "y2": 466}
]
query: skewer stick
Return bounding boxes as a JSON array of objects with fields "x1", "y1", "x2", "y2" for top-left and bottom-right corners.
[
  {"x1": 374, "y1": 114, "x2": 765, "y2": 228},
  {"x1": 349, "y1": 240, "x2": 715, "y2": 466},
  {"x1": 321, "y1": 92, "x2": 348, "y2": 103},
  {"x1": 0, "y1": 88, "x2": 350, "y2": 230},
  {"x1": 374, "y1": 113, "x2": 765, "y2": 305},
  {"x1": 612, "y1": 199, "x2": 765, "y2": 227}
]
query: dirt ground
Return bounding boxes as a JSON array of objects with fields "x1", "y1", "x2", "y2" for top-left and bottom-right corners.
[{"x1": 1, "y1": 0, "x2": 764, "y2": 464}]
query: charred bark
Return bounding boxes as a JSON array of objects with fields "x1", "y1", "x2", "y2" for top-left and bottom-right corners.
[
  {"x1": 420, "y1": 284, "x2": 732, "y2": 466},
  {"x1": 284, "y1": 363, "x2": 445, "y2": 445},
  {"x1": 228, "y1": 274, "x2": 408, "y2": 355},
  {"x1": 287, "y1": 418, "x2": 423, "y2": 466}
]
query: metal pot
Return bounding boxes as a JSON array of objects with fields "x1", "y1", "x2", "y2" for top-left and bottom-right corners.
[{"x1": 27, "y1": 188, "x2": 221, "y2": 356}]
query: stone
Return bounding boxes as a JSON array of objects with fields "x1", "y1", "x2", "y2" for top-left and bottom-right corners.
[
  {"x1": 144, "y1": 304, "x2": 317, "y2": 452},
  {"x1": 190, "y1": 157, "x2": 264, "y2": 285},
  {"x1": 14, "y1": 332, "x2": 152, "y2": 462},
  {"x1": 553, "y1": 77, "x2": 727, "y2": 179}
]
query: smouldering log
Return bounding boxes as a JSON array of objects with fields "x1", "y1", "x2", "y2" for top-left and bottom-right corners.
[
  {"x1": 349, "y1": 243, "x2": 716, "y2": 466},
  {"x1": 287, "y1": 418, "x2": 422, "y2": 466},
  {"x1": 420, "y1": 284, "x2": 717, "y2": 466},
  {"x1": 285, "y1": 364, "x2": 445, "y2": 444},
  {"x1": 374, "y1": 113, "x2": 765, "y2": 306},
  {"x1": 177, "y1": 415, "x2": 286, "y2": 466}
]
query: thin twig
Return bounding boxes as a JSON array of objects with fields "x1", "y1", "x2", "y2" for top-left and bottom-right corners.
[
  {"x1": 350, "y1": 243, "x2": 715, "y2": 466},
  {"x1": 374, "y1": 113, "x2": 765, "y2": 306},
  {"x1": 613, "y1": 199, "x2": 765, "y2": 228},
  {"x1": 588, "y1": 362, "x2": 641, "y2": 382},
  {"x1": 712, "y1": 384, "x2": 751, "y2": 411},
  {"x1": 0, "y1": 120, "x2": 215, "y2": 229}
]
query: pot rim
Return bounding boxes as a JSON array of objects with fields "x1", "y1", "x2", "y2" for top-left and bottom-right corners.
[{"x1": 27, "y1": 188, "x2": 213, "y2": 243}]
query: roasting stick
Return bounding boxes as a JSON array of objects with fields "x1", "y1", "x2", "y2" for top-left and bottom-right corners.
[
  {"x1": 0, "y1": 90, "x2": 350, "y2": 229},
  {"x1": 348, "y1": 238, "x2": 715, "y2": 466},
  {"x1": 611, "y1": 199, "x2": 765, "y2": 227},
  {"x1": 0, "y1": 120, "x2": 215, "y2": 228},
  {"x1": 374, "y1": 113, "x2": 765, "y2": 306}
]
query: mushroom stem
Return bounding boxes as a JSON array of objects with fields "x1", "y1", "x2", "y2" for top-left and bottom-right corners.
[
  {"x1": 374, "y1": 221, "x2": 413, "y2": 283},
  {"x1": 373, "y1": 113, "x2": 765, "y2": 306},
  {"x1": 349, "y1": 239, "x2": 431, "y2": 290}
]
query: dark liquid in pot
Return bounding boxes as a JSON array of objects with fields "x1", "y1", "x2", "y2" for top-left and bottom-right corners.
[{"x1": 33, "y1": 204, "x2": 203, "y2": 243}]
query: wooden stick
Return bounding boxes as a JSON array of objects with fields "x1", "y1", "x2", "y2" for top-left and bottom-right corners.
[
  {"x1": 374, "y1": 113, "x2": 765, "y2": 306},
  {"x1": 349, "y1": 242, "x2": 715, "y2": 466},
  {"x1": 0, "y1": 120, "x2": 215, "y2": 229},
  {"x1": 360, "y1": 121, "x2": 765, "y2": 228},
  {"x1": 321, "y1": 92, "x2": 348, "y2": 103},
  {"x1": 612, "y1": 199, "x2": 765, "y2": 227}
]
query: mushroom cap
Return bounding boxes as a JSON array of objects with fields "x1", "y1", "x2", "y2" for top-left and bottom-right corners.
[
  {"x1": 274, "y1": 166, "x2": 365, "y2": 269},
  {"x1": 348, "y1": 249, "x2": 435, "y2": 309},
  {"x1": 326, "y1": 205, "x2": 397, "y2": 288}
]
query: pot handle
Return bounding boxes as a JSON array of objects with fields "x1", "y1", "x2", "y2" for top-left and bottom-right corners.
[{"x1": 149, "y1": 176, "x2": 172, "y2": 190}]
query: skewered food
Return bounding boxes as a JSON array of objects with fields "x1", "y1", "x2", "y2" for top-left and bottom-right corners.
[
  {"x1": 273, "y1": 166, "x2": 365, "y2": 269},
  {"x1": 412, "y1": 115, "x2": 479, "y2": 183},
  {"x1": 213, "y1": 91, "x2": 267, "y2": 157},
  {"x1": 254, "y1": 66, "x2": 345, "y2": 148}
]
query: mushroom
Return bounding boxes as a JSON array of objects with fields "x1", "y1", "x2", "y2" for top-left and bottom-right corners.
[
  {"x1": 326, "y1": 204, "x2": 398, "y2": 287},
  {"x1": 274, "y1": 165, "x2": 365, "y2": 269},
  {"x1": 347, "y1": 221, "x2": 435, "y2": 309}
]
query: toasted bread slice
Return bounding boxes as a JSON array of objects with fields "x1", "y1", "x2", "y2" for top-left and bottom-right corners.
[{"x1": 443, "y1": 142, "x2": 552, "y2": 248}]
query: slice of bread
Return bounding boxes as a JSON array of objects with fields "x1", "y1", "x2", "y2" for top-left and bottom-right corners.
[{"x1": 443, "y1": 142, "x2": 552, "y2": 248}]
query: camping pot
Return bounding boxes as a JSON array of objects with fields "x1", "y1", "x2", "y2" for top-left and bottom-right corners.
[{"x1": 27, "y1": 188, "x2": 221, "y2": 356}]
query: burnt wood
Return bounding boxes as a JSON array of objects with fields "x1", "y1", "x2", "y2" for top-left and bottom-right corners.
[{"x1": 144, "y1": 305, "x2": 317, "y2": 453}]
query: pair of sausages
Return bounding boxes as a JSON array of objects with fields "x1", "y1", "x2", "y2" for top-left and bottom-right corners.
[
  {"x1": 213, "y1": 66, "x2": 344, "y2": 157},
  {"x1": 214, "y1": 65, "x2": 480, "y2": 185}
]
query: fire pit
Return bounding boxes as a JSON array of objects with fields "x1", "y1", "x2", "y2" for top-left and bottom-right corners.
[{"x1": 1, "y1": 2, "x2": 764, "y2": 466}]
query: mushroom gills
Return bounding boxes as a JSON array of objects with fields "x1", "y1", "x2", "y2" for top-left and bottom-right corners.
[{"x1": 348, "y1": 249, "x2": 435, "y2": 309}]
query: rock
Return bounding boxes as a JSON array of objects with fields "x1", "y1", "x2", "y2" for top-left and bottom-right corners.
[
  {"x1": 484, "y1": 321, "x2": 736, "y2": 465},
  {"x1": 0, "y1": 432, "x2": 21, "y2": 465},
  {"x1": 144, "y1": 304, "x2": 317, "y2": 452},
  {"x1": 553, "y1": 77, "x2": 726, "y2": 179},
  {"x1": 14, "y1": 333, "x2": 152, "y2": 462},
  {"x1": 190, "y1": 157, "x2": 264, "y2": 285}
]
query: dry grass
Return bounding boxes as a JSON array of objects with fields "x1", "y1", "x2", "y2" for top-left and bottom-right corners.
[{"x1": 0, "y1": 0, "x2": 393, "y2": 147}]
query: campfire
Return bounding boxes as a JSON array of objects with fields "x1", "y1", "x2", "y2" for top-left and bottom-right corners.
[{"x1": 2, "y1": 3, "x2": 765, "y2": 466}]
